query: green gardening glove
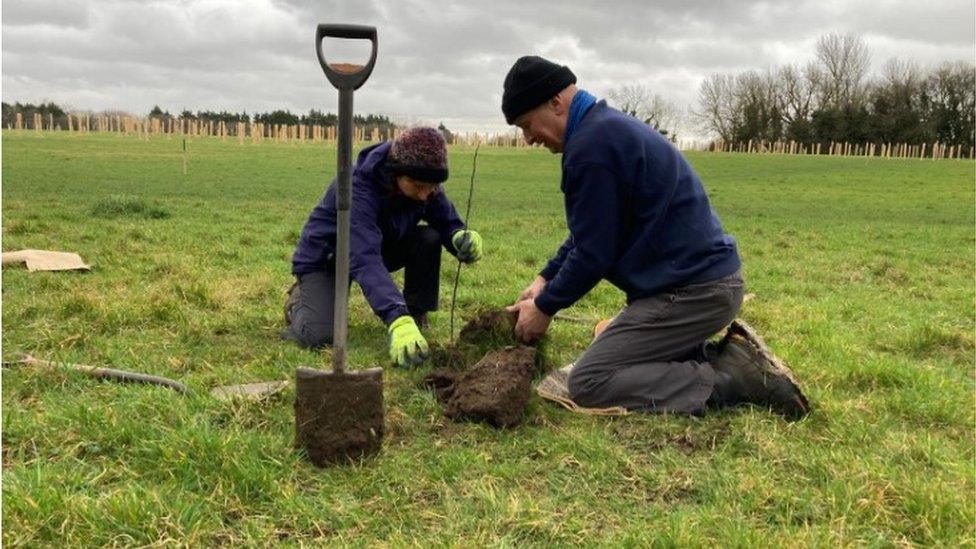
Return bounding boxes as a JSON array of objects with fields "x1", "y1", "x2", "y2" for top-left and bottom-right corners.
[
  {"x1": 451, "y1": 229, "x2": 483, "y2": 263},
  {"x1": 388, "y1": 316, "x2": 429, "y2": 367}
]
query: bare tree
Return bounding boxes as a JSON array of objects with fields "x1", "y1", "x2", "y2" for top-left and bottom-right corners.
[
  {"x1": 734, "y1": 70, "x2": 783, "y2": 141},
  {"x1": 646, "y1": 95, "x2": 682, "y2": 139},
  {"x1": 695, "y1": 31, "x2": 972, "y2": 150},
  {"x1": 695, "y1": 73, "x2": 739, "y2": 142},
  {"x1": 608, "y1": 84, "x2": 652, "y2": 119},
  {"x1": 775, "y1": 62, "x2": 821, "y2": 124},
  {"x1": 815, "y1": 32, "x2": 871, "y2": 107},
  {"x1": 868, "y1": 58, "x2": 927, "y2": 143},
  {"x1": 607, "y1": 84, "x2": 682, "y2": 138},
  {"x1": 882, "y1": 58, "x2": 922, "y2": 89}
]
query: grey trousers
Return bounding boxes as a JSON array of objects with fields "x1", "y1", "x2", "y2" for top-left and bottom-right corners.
[{"x1": 567, "y1": 272, "x2": 744, "y2": 414}]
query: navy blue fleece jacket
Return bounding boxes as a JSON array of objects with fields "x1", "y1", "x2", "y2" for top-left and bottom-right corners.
[
  {"x1": 292, "y1": 142, "x2": 465, "y2": 325},
  {"x1": 534, "y1": 100, "x2": 740, "y2": 316}
]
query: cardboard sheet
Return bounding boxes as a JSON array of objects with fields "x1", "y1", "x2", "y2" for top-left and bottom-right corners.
[{"x1": 2, "y1": 249, "x2": 90, "y2": 272}]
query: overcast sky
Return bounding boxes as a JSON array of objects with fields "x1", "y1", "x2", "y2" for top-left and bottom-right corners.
[{"x1": 3, "y1": 0, "x2": 974, "y2": 135}]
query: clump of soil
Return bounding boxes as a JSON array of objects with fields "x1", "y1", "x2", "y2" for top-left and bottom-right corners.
[
  {"x1": 425, "y1": 308, "x2": 526, "y2": 373},
  {"x1": 423, "y1": 346, "x2": 536, "y2": 428},
  {"x1": 458, "y1": 309, "x2": 517, "y2": 346}
]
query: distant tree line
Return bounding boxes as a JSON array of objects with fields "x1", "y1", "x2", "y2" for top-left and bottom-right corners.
[
  {"x1": 695, "y1": 32, "x2": 975, "y2": 151},
  {"x1": 2, "y1": 102, "x2": 400, "y2": 137},
  {"x1": 156, "y1": 106, "x2": 397, "y2": 133},
  {"x1": 2, "y1": 101, "x2": 66, "y2": 124}
]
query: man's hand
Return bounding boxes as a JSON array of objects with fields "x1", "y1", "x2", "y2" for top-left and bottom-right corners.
[
  {"x1": 516, "y1": 275, "x2": 547, "y2": 304},
  {"x1": 388, "y1": 316, "x2": 429, "y2": 367},
  {"x1": 505, "y1": 299, "x2": 552, "y2": 344}
]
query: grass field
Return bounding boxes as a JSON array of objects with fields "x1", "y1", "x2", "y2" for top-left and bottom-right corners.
[{"x1": 2, "y1": 131, "x2": 974, "y2": 546}]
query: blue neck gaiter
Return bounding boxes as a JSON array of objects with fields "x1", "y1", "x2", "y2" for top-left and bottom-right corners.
[{"x1": 564, "y1": 89, "x2": 597, "y2": 145}]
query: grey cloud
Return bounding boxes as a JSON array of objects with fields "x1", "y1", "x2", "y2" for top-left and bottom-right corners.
[
  {"x1": 3, "y1": 0, "x2": 91, "y2": 29},
  {"x1": 3, "y1": 0, "x2": 973, "y2": 134}
]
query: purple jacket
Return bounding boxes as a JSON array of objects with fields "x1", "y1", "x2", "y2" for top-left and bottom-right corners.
[{"x1": 292, "y1": 142, "x2": 465, "y2": 325}]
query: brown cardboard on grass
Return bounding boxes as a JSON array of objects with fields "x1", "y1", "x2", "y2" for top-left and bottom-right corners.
[{"x1": 2, "y1": 250, "x2": 90, "y2": 272}]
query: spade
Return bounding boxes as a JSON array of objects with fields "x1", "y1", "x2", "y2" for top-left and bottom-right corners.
[{"x1": 295, "y1": 24, "x2": 383, "y2": 467}]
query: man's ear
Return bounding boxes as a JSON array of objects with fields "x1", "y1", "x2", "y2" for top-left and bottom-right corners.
[{"x1": 550, "y1": 94, "x2": 567, "y2": 116}]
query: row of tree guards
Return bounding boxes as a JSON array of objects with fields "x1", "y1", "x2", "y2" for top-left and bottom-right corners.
[
  {"x1": 7, "y1": 111, "x2": 532, "y2": 147},
  {"x1": 709, "y1": 139, "x2": 975, "y2": 160},
  {"x1": 7, "y1": 111, "x2": 974, "y2": 159}
]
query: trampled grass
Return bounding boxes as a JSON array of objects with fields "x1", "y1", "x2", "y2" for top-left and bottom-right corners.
[{"x1": 2, "y1": 131, "x2": 974, "y2": 546}]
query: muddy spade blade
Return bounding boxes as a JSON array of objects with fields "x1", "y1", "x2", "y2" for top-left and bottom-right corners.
[
  {"x1": 295, "y1": 23, "x2": 383, "y2": 467},
  {"x1": 295, "y1": 367, "x2": 383, "y2": 465}
]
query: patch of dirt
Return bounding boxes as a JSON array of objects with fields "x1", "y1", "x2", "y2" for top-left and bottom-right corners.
[
  {"x1": 610, "y1": 419, "x2": 733, "y2": 456},
  {"x1": 427, "y1": 343, "x2": 472, "y2": 371},
  {"x1": 422, "y1": 368, "x2": 459, "y2": 403},
  {"x1": 423, "y1": 346, "x2": 536, "y2": 428},
  {"x1": 1, "y1": 436, "x2": 13, "y2": 468},
  {"x1": 294, "y1": 368, "x2": 383, "y2": 466},
  {"x1": 646, "y1": 433, "x2": 713, "y2": 455},
  {"x1": 458, "y1": 309, "x2": 517, "y2": 346}
]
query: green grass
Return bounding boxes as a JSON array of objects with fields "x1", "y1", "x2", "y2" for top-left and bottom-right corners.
[{"x1": 3, "y1": 131, "x2": 974, "y2": 546}]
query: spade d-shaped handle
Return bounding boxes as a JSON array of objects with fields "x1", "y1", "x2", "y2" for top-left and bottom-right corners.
[{"x1": 315, "y1": 24, "x2": 378, "y2": 91}]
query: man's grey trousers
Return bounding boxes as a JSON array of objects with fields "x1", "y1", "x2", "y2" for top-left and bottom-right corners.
[{"x1": 567, "y1": 272, "x2": 744, "y2": 414}]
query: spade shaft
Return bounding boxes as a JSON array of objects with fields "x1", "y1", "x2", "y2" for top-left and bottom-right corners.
[
  {"x1": 332, "y1": 86, "x2": 353, "y2": 372},
  {"x1": 314, "y1": 23, "x2": 377, "y2": 373}
]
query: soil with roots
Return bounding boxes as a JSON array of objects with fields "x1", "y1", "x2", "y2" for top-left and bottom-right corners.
[
  {"x1": 424, "y1": 345, "x2": 537, "y2": 428},
  {"x1": 458, "y1": 308, "x2": 517, "y2": 346},
  {"x1": 423, "y1": 308, "x2": 548, "y2": 427}
]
